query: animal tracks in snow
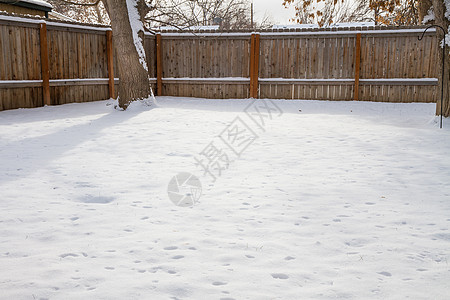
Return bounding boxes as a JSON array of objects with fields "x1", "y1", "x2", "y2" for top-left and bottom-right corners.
[{"x1": 1, "y1": 99, "x2": 448, "y2": 299}]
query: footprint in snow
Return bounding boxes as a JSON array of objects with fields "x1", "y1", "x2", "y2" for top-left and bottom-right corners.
[
  {"x1": 212, "y1": 281, "x2": 227, "y2": 286},
  {"x1": 378, "y1": 271, "x2": 391, "y2": 277},
  {"x1": 75, "y1": 182, "x2": 94, "y2": 188},
  {"x1": 60, "y1": 253, "x2": 78, "y2": 258},
  {"x1": 164, "y1": 246, "x2": 178, "y2": 250},
  {"x1": 79, "y1": 195, "x2": 115, "y2": 204},
  {"x1": 271, "y1": 273, "x2": 289, "y2": 279}
]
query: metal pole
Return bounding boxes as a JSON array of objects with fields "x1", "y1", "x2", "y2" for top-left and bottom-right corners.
[{"x1": 419, "y1": 25, "x2": 447, "y2": 129}]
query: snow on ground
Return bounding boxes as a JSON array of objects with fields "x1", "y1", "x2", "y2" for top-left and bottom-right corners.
[{"x1": 0, "y1": 97, "x2": 449, "y2": 299}]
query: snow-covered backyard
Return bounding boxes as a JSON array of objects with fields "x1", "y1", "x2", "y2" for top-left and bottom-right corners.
[{"x1": 0, "y1": 97, "x2": 449, "y2": 299}]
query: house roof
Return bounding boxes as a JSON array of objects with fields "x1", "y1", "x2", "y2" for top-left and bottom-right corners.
[{"x1": 0, "y1": 0, "x2": 52, "y2": 12}]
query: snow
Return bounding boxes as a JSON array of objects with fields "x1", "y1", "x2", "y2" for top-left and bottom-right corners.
[
  {"x1": 445, "y1": 0, "x2": 450, "y2": 20},
  {"x1": 422, "y1": 7, "x2": 435, "y2": 24},
  {"x1": 445, "y1": 0, "x2": 450, "y2": 49},
  {"x1": 273, "y1": 22, "x2": 376, "y2": 29},
  {"x1": 0, "y1": 79, "x2": 42, "y2": 84},
  {"x1": 260, "y1": 28, "x2": 436, "y2": 36},
  {"x1": 48, "y1": 11, "x2": 77, "y2": 23},
  {"x1": 161, "y1": 32, "x2": 252, "y2": 37},
  {"x1": 49, "y1": 78, "x2": 110, "y2": 83},
  {"x1": 0, "y1": 97, "x2": 449, "y2": 299},
  {"x1": 259, "y1": 78, "x2": 354, "y2": 83},
  {"x1": 20, "y1": 0, "x2": 52, "y2": 9},
  {"x1": 159, "y1": 25, "x2": 220, "y2": 31},
  {"x1": 0, "y1": 14, "x2": 46, "y2": 23},
  {"x1": 126, "y1": 0, "x2": 148, "y2": 72},
  {"x1": 46, "y1": 21, "x2": 110, "y2": 32},
  {"x1": 259, "y1": 78, "x2": 438, "y2": 84},
  {"x1": 359, "y1": 78, "x2": 437, "y2": 82},
  {"x1": 160, "y1": 28, "x2": 436, "y2": 38},
  {"x1": 163, "y1": 77, "x2": 250, "y2": 83},
  {"x1": 0, "y1": 14, "x2": 111, "y2": 32}
]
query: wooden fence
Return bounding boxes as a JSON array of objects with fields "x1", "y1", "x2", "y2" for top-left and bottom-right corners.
[
  {"x1": 157, "y1": 29, "x2": 438, "y2": 102},
  {"x1": 0, "y1": 14, "x2": 439, "y2": 111}
]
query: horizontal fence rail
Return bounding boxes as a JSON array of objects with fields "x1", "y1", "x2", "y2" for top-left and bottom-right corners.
[{"x1": 0, "y1": 13, "x2": 439, "y2": 111}]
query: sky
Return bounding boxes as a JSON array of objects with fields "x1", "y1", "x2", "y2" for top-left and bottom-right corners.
[{"x1": 252, "y1": 0, "x2": 296, "y2": 25}]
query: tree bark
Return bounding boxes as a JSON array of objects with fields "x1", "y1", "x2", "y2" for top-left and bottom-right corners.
[
  {"x1": 102, "y1": 0, "x2": 150, "y2": 109},
  {"x1": 432, "y1": 0, "x2": 449, "y2": 117},
  {"x1": 418, "y1": 0, "x2": 432, "y2": 23}
]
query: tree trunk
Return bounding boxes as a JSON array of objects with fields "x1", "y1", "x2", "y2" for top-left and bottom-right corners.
[
  {"x1": 432, "y1": 0, "x2": 450, "y2": 118},
  {"x1": 102, "y1": 0, "x2": 150, "y2": 110},
  {"x1": 418, "y1": 0, "x2": 432, "y2": 23}
]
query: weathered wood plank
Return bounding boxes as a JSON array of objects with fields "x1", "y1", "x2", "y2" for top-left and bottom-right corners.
[
  {"x1": 39, "y1": 23, "x2": 50, "y2": 106},
  {"x1": 156, "y1": 33, "x2": 163, "y2": 96},
  {"x1": 106, "y1": 30, "x2": 115, "y2": 99},
  {"x1": 354, "y1": 33, "x2": 361, "y2": 100}
]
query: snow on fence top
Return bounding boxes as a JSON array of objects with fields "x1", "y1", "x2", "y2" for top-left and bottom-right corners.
[
  {"x1": 0, "y1": 12, "x2": 111, "y2": 32},
  {"x1": 157, "y1": 25, "x2": 437, "y2": 37},
  {"x1": 272, "y1": 22, "x2": 376, "y2": 30},
  {"x1": 158, "y1": 25, "x2": 220, "y2": 31}
]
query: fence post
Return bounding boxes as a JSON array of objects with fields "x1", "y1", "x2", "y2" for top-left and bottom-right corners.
[
  {"x1": 253, "y1": 34, "x2": 260, "y2": 98},
  {"x1": 354, "y1": 33, "x2": 361, "y2": 101},
  {"x1": 156, "y1": 33, "x2": 163, "y2": 96},
  {"x1": 106, "y1": 30, "x2": 115, "y2": 99},
  {"x1": 39, "y1": 23, "x2": 50, "y2": 106},
  {"x1": 249, "y1": 33, "x2": 260, "y2": 98}
]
